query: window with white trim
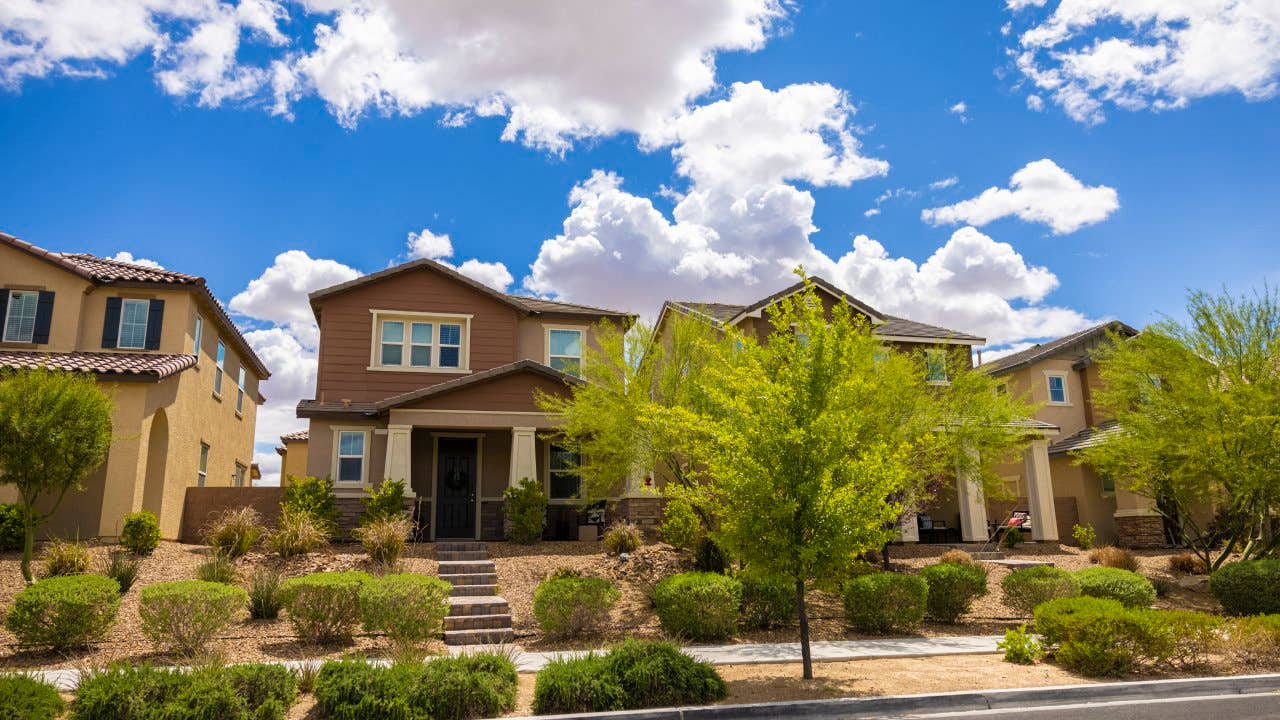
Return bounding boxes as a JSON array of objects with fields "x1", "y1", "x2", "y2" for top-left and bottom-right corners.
[
  {"x1": 236, "y1": 366, "x2": 246, "y2": 414},
  {"x1": 547, "y1": 328, "x2": 583, "y2": 376},
  {"x1": 925, "y1": 349, "x2": 948, "y2": 383},
  {"x1": 336, "y1": 430, "x2": 367, "y2": 484},
  {"x1": 118, "y1": 298, "x2": 150, "y2": 349},
  {"x1": 371, "y1": 312, "x2": 468, "y2": 371},
  {"x1": 438, "y1": 323, "x2": 462, "y2": 368},
  {"x1": 2, "y1": 290, "x2": 38, "y2": 343},
  {"x1": 214, "y1": 340, "x2": 225, "y2": 395},
  {"x1": 1046, "y1": 373, "x2": 1068, "y2": 404},
  {"x1": 197, "y1": 443, "x2": 209, "y2": 487},
  {"x1": 410, "y1": 322, "x2": 433, "y2": 366},
  {"x1": 548, "y1": 444, "x2": 581, "y2": 500}
]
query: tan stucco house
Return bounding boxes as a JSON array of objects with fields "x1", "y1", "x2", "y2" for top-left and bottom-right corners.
[{"x1": 0, "y1": 232, "x2": 270, "y2": 539}]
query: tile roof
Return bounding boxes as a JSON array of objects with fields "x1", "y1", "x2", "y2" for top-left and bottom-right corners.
[
  {"x1": 1049, "y1": 420, "x2": 1123, "y2": 455},
  {"x1": 56, "y1": 253, "x2": 201, "y2": 284},
  {"x1": 280, "y1": 429, "x2": 309, "y2": 443},
  {"x1": 0, "y1": 350, "x2": 197, "y2": 379},
  {"x1": 980, "y1": 321, "x2": 1138, "y2": 376}
]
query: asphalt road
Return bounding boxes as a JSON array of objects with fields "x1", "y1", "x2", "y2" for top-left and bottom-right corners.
[{"x1": 895, "y1": 692, "x2": 1280, "y2": 719}]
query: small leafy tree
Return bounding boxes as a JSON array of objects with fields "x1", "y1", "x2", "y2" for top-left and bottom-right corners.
[
  {"x1": 0, "y1": 368, "x2": 113, "y2": 582},
  {"x1": 1078, "y1": 287, "x2": 1280, "y2": 570}
]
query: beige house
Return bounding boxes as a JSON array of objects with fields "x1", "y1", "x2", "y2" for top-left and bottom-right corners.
[{"x1": 0, "y1": 232, "x2": 270, "y2": 539}]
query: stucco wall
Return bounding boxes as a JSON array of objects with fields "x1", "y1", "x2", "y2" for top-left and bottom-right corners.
[{"x1": 0, "y1": 245, "x2": 92, "y2": 351}]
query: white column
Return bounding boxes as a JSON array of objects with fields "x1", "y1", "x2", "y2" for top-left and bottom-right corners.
[
  {"x1": 384, "y1": 424, "x2": 413, "y2": 490},
  {"x1": 509, "y1": 427, "x2": 538, "y2": 487},
  {"x1": 956, "y1": 457, "x2": 988, "y2": 542},
  {"x1": 1023, "y1": 439, "x2": 1059, "y2": 541},
  {"x1": 898, "y1": 514, "x2": 920, "y2": 543}
]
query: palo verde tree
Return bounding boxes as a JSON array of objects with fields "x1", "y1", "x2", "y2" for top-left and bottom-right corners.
[
  {"x1": 1079, "y1": 287, "x2": 1280, "y2": 570},
  {"x1": 0, "y1": 368, "x2": 113, "y2": 582},
  {"x1": 657, "y1": 277, "x2": 1035, "y2": 679}
]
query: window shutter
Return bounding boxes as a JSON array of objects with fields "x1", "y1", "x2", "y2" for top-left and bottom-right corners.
[
  {"x1": 144, "y1": 299, "x2": 165, "y2": 350},
  {"x1": 31, "y1": 291, "x2": 55, "y2": 344},
  {"x1": 101, "y1": 297, "x2": 122, "y2": 348},
  {"x1": 0, "y1": 290, "x2": 8, "y2": 338}
]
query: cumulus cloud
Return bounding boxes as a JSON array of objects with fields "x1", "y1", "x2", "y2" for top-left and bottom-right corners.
[
  {"x1": 1008, "y1": 0, "x2": 1280, "y2": 124},
  {"x1": 921, "y1": 158, "x2": 1118, "y2": 234},
  {"x1": 229, "y1": 249, "x2": 361, "y2": 347},
  {"x1": 108, "y1": 251, "x2": 163, "y2": 268},
  {"x1": 403, "y1": 228, "x2": 513, "y2": 290},
  {"x1": 863, "y1": 208, "x2": 881, "y2": 218},
  {"x1": 948, "y1": 100, "x2": 969, "y2": 121},
  {"x1": 405, "y1": 228, "x2": 453, "y2": 260}
]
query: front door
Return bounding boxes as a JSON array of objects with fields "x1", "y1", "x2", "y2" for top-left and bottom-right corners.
[{"x1": 435, "y1": 437, "x2": 477, "y2": 539}]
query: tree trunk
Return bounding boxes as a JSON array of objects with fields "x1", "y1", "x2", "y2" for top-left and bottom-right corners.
[
  {"x1": 795, "y1": 577, "x2": 812, "y2": 680},
  {"x1": 20, "y1": 511, "x2": 35, "y2": 584},
  {"x1": 880, "y1": 540, "x2": 891, "y2": 570}
]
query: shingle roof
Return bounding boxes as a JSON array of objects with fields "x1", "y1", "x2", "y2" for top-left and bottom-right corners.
[
  {"x1": 0, "y1": 350, "x2": 197, "y2": 379},
  {"x1": 980, "y1": 321, "x2": 1138, "y2": 376},
  {"x1": 505, "y1": 294, "x2": 631, "y2": 317},
  {"x1": 1049, "y1": 420, "x2": 1123, "y2": 455},
  {"x1": 280, "y1": 429, "x2": 309, "y2": 443},
  {"x1": 877, "y1": 315, "x2": 984, "y2": 343}
]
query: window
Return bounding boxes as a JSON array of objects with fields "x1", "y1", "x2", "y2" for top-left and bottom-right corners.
[
  {"x1": 996, "y1": 383, "x2": 1008, "y2": 396},
  {"x1": 380, "y1": 320, "x2": 404, "y2": 365},
  {"x1": 235, "y1": 366, "x2": 246, "y2": 414},
  {"x1": 2, "y1": 290, "x2": 38, "y2": 343},
  {"x1": 193, "y1": 315, "x2": 203, "y2": 361},
  {"x1": 548, "y1": 444, "x2": 581, "y2": 500},
  {"x1": 1046, "y1": 373, "x2": 1068, "y2": 404},
  {"x1": 234, "y1": 462, "x2": 247, "y2": 487},
  {"x1": 548, "y1": 328, "x2": 583, "y2": 376},
  {"x1": 214, "y1": 340, "x2": 225, "y2": 395},
  {"x1": 379, "y1": 320, "x2": 436, "y2": 367},
  {"x1": 118, "y1": 298, "x2": 150, "y2": 349},
  {"x1": 1100, "y1": 474, "x2": 1116, "y2": 493},
  {"x1": 197, "y1": 443, "x2": 209, "y2": 487},
  {"x1": 925, "y1": 349, "x2": 948, "y2": 383},
  {"x1": 336, "y1": 430, "x2": 366, "y2": 484},
  {"x1": 371, "y1": 312, "x2": 469, "y2": 371},
  {"x1": 410, "y1": 322, "x2": 432, "y2": 366},
  {"x1": 438, "y1": 323, "x2": 462, "y2": 368}
]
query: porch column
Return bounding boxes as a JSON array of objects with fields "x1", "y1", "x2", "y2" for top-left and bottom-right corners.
[
  {"x1": 898, "y1": 514, "x2": 920, "y2": 543},
  {"x1": 1023, "y1": 439, "x2": 1059, "y2": 541},
  {"x1": 384, "y1": 424, "x2": 412, "y2": 485},
  {"x1": 509, "y1": 427, "x2": 538, "y2": 487},
  {"x1": 956, "y1": 462, "x2": 988, "y2": 542}
]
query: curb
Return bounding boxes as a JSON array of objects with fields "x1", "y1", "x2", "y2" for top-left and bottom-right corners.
[{"x1": 511, "y1": 673, "x2": 1280, "y2": 720}]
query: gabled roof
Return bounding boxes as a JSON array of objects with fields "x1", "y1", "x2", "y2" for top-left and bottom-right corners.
[
  {"x1": 0, "y1": 350, "x2": 197, "y2": 380},
  {"x1": 728, "y1": 276, "x2": 886, "y2": 325},
  {"x1": 0, "y1": 232, "x2": 271, "y2": 379},
  {"x1": 980, "y1": 321, "x2": 1139, "y2": 376},
  {"x1": 280, "y1": 429, "x2": 309, "y2": 443},
  {"x1": 1049, "y1": 420, "x2": 1122, "y2": 455}
]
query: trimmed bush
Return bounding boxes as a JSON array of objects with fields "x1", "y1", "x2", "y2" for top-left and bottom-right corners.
[
  {"x1": 1168, "y1": 552, "x2": 1208, "y2": 575},
  {"x1": 246, "y1": 566, "x2": 284, "y2": 620},
  {"x1": 71, "y1": 664, "x2": 296, "y2": 720},
  {"x1": 281, "y1": 475, "x2": 339, "y2": 535},
  {"x1": 361, "y1": 479, "x2": 406, "y2": 525},
  {"x1": 1001, "y1": 527, "x2": 1024, "y2": 549},
  {"x1": 1225, "y1": 614, "x2": 1280, "y2": 669},
  {"x1": 352, "y1": 515, "x2": 411, "y2": 567},
  {"x1": 0, "y1": 503, "x2": 26, "y2": 551},
  {"x1": 652, "y1": 571, "x2": 742, "y2": 641},
  {"x1": 1075, "y1": 566, "x2": 1156, "y2": 607},
  {"x1": 281, "y1": 571, "x2": 371, "y2": 644},
  {"x1": 1033, "y1": 596, "x2": 1127, "y2": 646},
  {"x1": 533, "y1": 653, "x2": 626, "y2": 714},
  {"x1": 660, "y1": 497, "x2": 703, "y2": 550},
  {"x1": 204, "y1": 507, "x2": 263, "y2": 559},
  {"x1": 314, "y1": 653, "x2": 518, "y2": 720},
  {"x1": 998, "y1": 624, "x2": 1042, "y2": 665},
  {"x1": 421, "y1": 652, "x2": 519, "y2": 720},
  {"x1": 223, "y1": 663, "x2": 299, "y2": 720},
  {"x1": 842, "y1": 572, "x2": 927, "y2": 633},
  {"x1": 360, "y1": 573, "x2": 452, "y2": 652},
  {"x1": 1146, "y1": 610, "x2": 1222, "y2": 670},
  {"x1": 265, "y1": 507, "x2": 328, "y2": 558},
  {"x1": 1052, "y1": 608, "x2": 1156, "y2": 677},
  {"x1": 1038, "y1": 604, "x2": 1219, "y2": 678},
  {"x1": 1210, "y1": 559, "x2": 1280, "y2": 616},
  {"x1": 939, "y1": 549, "x2": 978, "y2": 566},
  {"x1": 1000, "y1": 565, "x2": 1080, "y2": 616},
  {"x1": 119, "y1": 510, "x2": 160, "y2": 555},
  {"x1": 920, "y1": 562, "x2": 988, "y2": 623},
  {"x1": 1088, "y1": 545, "x2": 1139, "y2": 572},
  {"x1": 533, "y1": 575, "x2": 621, "y2": 639},
  {"x1": 196, "y1": 554, "x2": 237, "y2": 584},
  {"x1": 139, "y1": 579, "x2": 246, "y2": 657},
  {"x1": 41, "y1": 538, "x2": 89, "y2": 577},
  {"x1": 503, "y1": 477, "x2": 546, "y2": 544},
  {"x1": 532, "y1": 640, "x2": 725, "y2": 715},
  {"x1": 0, "y1": 675, "x2": 64, "y2": 720},
  {"x1": 5, "y1": 574, "x2": 120, "y2": 650},
  {"x1": 738, "y1": 570, "x2": 796, "y2": 629},
  {"x1": 603, "y1": 521, "x2": 642, "y2": 554},
  {"x1": 1071, "y1": 523, "x2": 1096, "y2": 550},
  {"x1": 98, "y1": 551, "x2": 141, "y2": 593}
]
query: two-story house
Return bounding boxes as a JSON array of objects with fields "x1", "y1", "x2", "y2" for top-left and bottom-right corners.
[
  {"x1": 293, "y1": 258, "x2": 633, "y2": 541},
  {"x1": 0, "y1": 232, "x2": 270, "y2": 539}
]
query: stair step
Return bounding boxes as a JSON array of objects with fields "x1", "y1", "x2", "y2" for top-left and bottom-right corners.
[
  {"x1": 439, "y1": 560, "x2": 495, "y2": 574},
  {"x1": 437, "y1": 550, "x2": 488, "y2": 562},
  {"x1": 444, "y1": 628, "x2": 515, "y2": 646},
  {"x1": 448, "y1": 597, "x2": 510, "y2": 616},
  {"x1": 444, "y1": 614, "x2": 512, "y2": 631},
  {"x1": 969, "y1": 551, "x2": 1006, "y2": 560},
  {"x1": 436, "y1": 541, "x2": 486, "y2": 552},
  {"x1": 440, "y1": 572, "x2": 498, "y2": 587},
  {"x1": 450, "y1": 584, "x2": 499, "y2": 597}
]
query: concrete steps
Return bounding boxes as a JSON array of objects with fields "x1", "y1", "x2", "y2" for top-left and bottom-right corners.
[{"x1": 437, "y1": 542, "x2": 512, "y2": 646}]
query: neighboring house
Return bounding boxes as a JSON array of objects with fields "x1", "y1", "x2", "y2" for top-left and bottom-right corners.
[
  {"x1": 295, "y1": 257, "x2": 634, "y2": 541},
  {"x1": 980, "y1": 321, "x2": 1170, "y2": 547},
  {"x1": 0, "y1": 232, "x2": 270, "y2": 539},
  {"x1": 275, "y1": 430, "x2": 310, "y2": 486},
  {"x1": 655, "y1": 276, "x2": 1060, "y2": 545}
]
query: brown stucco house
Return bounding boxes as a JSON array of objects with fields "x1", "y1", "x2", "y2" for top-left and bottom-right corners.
[
  {"x1": 292, "y1": 257, "x2": 634, "y2": 541},
  {"x1": 0, "y1": 232, "x2": 270, "y2": 539}
]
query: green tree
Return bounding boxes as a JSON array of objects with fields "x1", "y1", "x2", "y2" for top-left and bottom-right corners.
[
  {"x1": 0, "y1": 368, "x2": 113, "y2": 582},
  {"x1": 1078, "y1": 287, "x2": 1280, "y2": 570},
  {"x1": 658, "y1": 278, "x2": 1033, "y2": 679}
]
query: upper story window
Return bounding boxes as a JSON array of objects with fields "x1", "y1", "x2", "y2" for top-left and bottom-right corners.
[
  {"x1": 118, "y1": 298, "x2": 151, "y2": 349},
  {"x1": 371, "y1": 311, "x2": 469, "y2": 372},
  {"x1": 214, "y1": 340, "x2": 226, "y2": 395},
  {"x1": 1046, "y1": 372, "x2": 1069, "y2": 404},
  {"x1": 336, "y1": 429, "x2": 368, "y2": 484},
  {"x1": 547, "y1": 328, "x2": 583, "y2": 376},
  {"x1": 102, "y1": 297, "x2": 164, "y2": 350},
  {"x1": 548, "y1": 444, "x2": 581, "y2": 500},
  {"x1": 236, "y1": 366, "x2": 247, "y2": 414},
  {"x1": 925, "y1": 349, "x2": 948, "y2": 384},
  {"x1": 995, "y1": 383, "x2": 1008, "y2": 396},
  {"x1": 193, "y1": 314, "x2": 203, "y2": 362},
  {"x1": 2, "y1": 290, "x2": 39, "y2": 343}
]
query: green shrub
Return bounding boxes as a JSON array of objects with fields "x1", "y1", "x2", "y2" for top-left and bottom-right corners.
[
  {"x1": 0, "y1": 503, "x2": 26, "y2": 552},
  {"x1": 223, "y1": 663, "x2": 299, "y2": 720},
  {"x1": 604, "y1": 639, "x2": 727, "y2": 709},
  {"x1": 1071, "y1": 523, "x2": 1096, "y2": 550},
  {"x1": 694, "y1": 536, "x2": 729, "y2": 573},
  {"x1": 361, "y1": 479, "x2": 406, "y2": 525},
  {"x1": 920, "y1": 562, "x2": 988, "y2": 623},
  {"x1": 1210, "y1": 559, "x2": 1280, "y2": 616},
  {"x1": 603, "y1": 521, "x2": 642, "y2": 554},
  {"x1": 246, "y1": 567, "x2": 284, "y2": 620},
  {"x1": 652, "y1": 571, "x2": 742, "y2": 641},
  {"x1": 71, "y1": 664, "x2": 295, "y2": 720},
  {"x1": 352, "y1": 516, "x2": 411, "y2": 567},
  {"x1": 998, "y1": 624, "x2": 1042, "y2": 665},
  {"x1": 503, "y1": 477, "x2": 546, "y2": 544},
  {"x1": 1033, "y1": 596, "x2": 1127, "y2": 646},
  {"x1": 314, "y1": 653, "x2": 517, "y2": 720},
  {"x1": 1225, "y1": 614, "x2": 1280, "y2": 669},
  {"x1": 1041, "y1": 605, "x2": 1215, "y2": 678},
  {"x1": 842, "y1": 572, "x2": 928, "y2": 633},
  {"x1": 0, "y1": 674, "x2": 64, "y2": 720},
  {"x1": 1001, "y1": 565, "x2": 1080, "y2": 616},
  {"x1": 281, "y1": 476, "x2": 339, "y2": 535},
  {"x1": 1053, "y1": 609, "x2": 1155, "y2": 677},
  {"x1": 738, "y1": 570, "x2": 796, "y2": 629},
  {"x1": 265, "y1": 507, "x2": 328, "y2": 558},
  {"x1": 360, "y1": 573, "x2": 452, "y2": 652},
  {"x1": 533, "y1": 575, "x2": 621, "y2": 639},
  {"x1": 5, "y1": 574, "x2": 119, "y2": 650},
  {"x1": 1088, "y1": 545, "x2": 1139, "y2": 571},
  {"x1": 98, "y1": 551, "x2": 141, "y2": 593},
  {"x1": 196, "y1": 554, "x2": 237, "y2": 584},
  {"x1": 1002, "y1": 527, "x2": 1024, "y2": 549},
  {"x1": 533, "y1": 654, "x2": 626, "y2": 715},
  {"x1": 204, "y1": 507, "x2": 263, "y2": 559},
  {"x1": 281, "y1": 571, "x2": 371, "y2": 644},
  {"x1": 1074, "y1": 566, "x2": 1156, "y2": 607},
  {"x1": 419, "y1": 652, "x2": 519, "y2": 720},
  {"x1": 119, "y1": 510, "x2": 160, "y2": 555},
  {"x1": 659, "y1": 497, "x2": 702, "y2": 550},
  {"x1": 139, "y1": 579, "x2": 247, "y2": 657},
  {"x1": 1145, "y1": 610, "x2": 1222, "y2": 670},
  {"x1": 41, "y1": 538, "x2": 90, "y2": 577},
  {"x1": 72, "y1": 665, "x2": 189, "y2": 720}
]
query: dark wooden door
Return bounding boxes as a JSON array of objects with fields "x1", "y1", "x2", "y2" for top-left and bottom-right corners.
[{"x1": 435, "y1": 437, "x2": 477, "y2": 539}]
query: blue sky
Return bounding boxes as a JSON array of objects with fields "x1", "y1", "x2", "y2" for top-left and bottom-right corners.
[{"x1": 2, "y1": 1, "x2": 1277, "y2": 480}]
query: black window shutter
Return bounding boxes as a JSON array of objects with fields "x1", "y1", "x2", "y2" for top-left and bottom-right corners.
[
  {"x1": 31, "y1": 291, "x2": 55, "y2": 344},
  {"x1": 0, "y1": 290, "x2": 8, "y2": 337},
  {"x1": 144, "y1": 299, "x2": 165, "y2": 350},
  {"x1": 101, "y1": 297, "x2": 122, "y2": 348}
]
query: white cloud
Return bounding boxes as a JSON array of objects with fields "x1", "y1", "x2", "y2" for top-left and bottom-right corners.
[
  {"x1": 978, "y1": 341, "x2": 1036, "y2": 364},
  {"x1": 1009, "y1": 0, "x2": 1280, "y2": 124},
  {"x1": 921, "y1": 158, "x2": 1118, "y2": 234},
  {"x1": 863, "y1": 208, "x2": 881, "y2": 217},
  {"x1": 229, "y1": 249, "x2": 361, "y2": 347},
  {"x1": 242, "y1": 326, "x2": 315, "y2": 480},
  {"x1": 405, "y1": 228, "x2": 453, "y2": 260},
  {"x1": 949, "y1": 100, "x2": 968, "y2": 115},
  {"x1": 402, "y1": 228, "x2": 512, "y2": 291},
  {"x1": 928, "y1": 176, "x2": 958, "y2": 191},
  {"x1": 1025, "y1": 94, "x2": 1045, "y2": 111},
  {"x1": 108, "y1": 250, "x2": 163, "y2": 268},
  {"x1": 454, "y1": 259, "x2": 514, "y2": 291},
  {"x1": 253, "y1": 448, "x2": 281, "y2": 486}
]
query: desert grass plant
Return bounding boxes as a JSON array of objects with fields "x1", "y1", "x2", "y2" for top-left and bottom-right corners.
[
  {"x1": 40, "y1": 537, "x2": 90, "y2": 577},
  {"x1": 503, "y1": 477, "x2": 547, "y2": 544},
  {"x1": 1000, "y1": 565, "x2": 1081, "y2": 616},
  {"x1": 265, "y1": 506, "x2": 329, "y2": 558},
  {"x1": 841, "y1": 572, "x2": 928, "y2": 633},
  {"x1": 920, "y1": 561, "x2": 988, "y2": 623},
  {"x1": 204, "y1": 507, "x2": 263, "y2": 559},
  {"x1": 281, "y1": 571, "x2": 371, "y2": 644},
  {"x1": 652, "y1": 572, "x2": 742, "y2": 641},
  {"x1": 352, "y1": 515, "x2": 411, "y2": 567},
  {"x1": 5, "y1": 574, "x2": 120, "y2": 650},
  {"x1": 1225, "y1": 615, "x2": 1280, "y2": 669},
  {"x1": 359, "y1": 573, "x2": 452, "y2": 656},
  {"x1": 1168, "y1": 552, "x2": 1208, "y2": 575},
  {"x1": 998, "y1": 624, "x2": 1043, "y2": 665},
  {"x1": 1074, "y1": 566, "x2": 1156, "y2": 607},
  {"x1": 196, "y1": 553, "x2": 237, "y2": 584},
  {"x1": 292, "y1": 662, "x2": 320, "y2": 694},
  {"x1": 246, "y1": 566, "x2": 285, "y2": 620},
  {"x1": 98, "y1": 551, "x2": 141, "y2": 593},
  {"x1": 139, "y1": 580, "x2": 248, "y2": 658},
  {"x1": 533, "y1": 575, "x2": 621, "y2": 639},
  {"x1": 938, "y1": 548, "x2": 978, "y2": 566},
  {"x1": 1071, "y1": 523, "x2": 1097, "y2": 550},
  {"x1": 603, "y1": 520, "x2": 642, "y2": 554},
  {"x1": 280, "y1": 475, "x2": 339, "y2": 535},
  {"x1": 1088, "y1": 545, "x2": 1140, "y2": 572},
  {"x1": 0, "y1": 674, "x2": 65, "y2": 720},
  {"x1": 119, "y1": 510, "x2": 161, "y2": 555}
]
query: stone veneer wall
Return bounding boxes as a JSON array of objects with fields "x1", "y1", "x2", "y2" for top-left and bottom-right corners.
[
  {"x1": 616, "y1": 497, "x2": 666, "y2": 536},
  {"x1": 1116, "y1": 514, "x2": 1166, "y2": 548}
]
